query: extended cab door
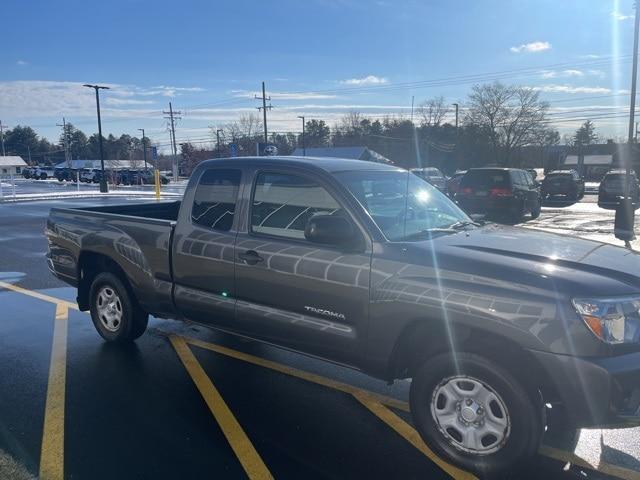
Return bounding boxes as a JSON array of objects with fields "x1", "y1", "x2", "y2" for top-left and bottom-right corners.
[
  {"x1": 233, "y1": 168, "x2": 372, "y2": 366},
  {"x1": 172, "y1": 167, "x2": 243, "y2": 328}
]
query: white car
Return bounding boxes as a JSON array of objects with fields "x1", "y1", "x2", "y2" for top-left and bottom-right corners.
[{"x1": 34, "y1": 167, "x2": 55, "y2": 180}]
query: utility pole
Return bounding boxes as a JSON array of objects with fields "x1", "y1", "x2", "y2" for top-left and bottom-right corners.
[
  {"x1": 452, "y1": 103, "x2": 460, "y2": 170},
  {"x1": 452, "y1": 103, "x2": 459, "y2": 130},
  {"x1": 297, "y1": 116, "x2": 306, "y2": 156},
  {"x1": 617, "y1": 1, "x2": 640, "y2": 247},
  {"x1": 410, "y1": 96, "x2": 415, "y2": 124},
  {"x1": 83, "y1": 84, "x2": 110, "y2": 193},
  {"x1": 255, "y1": 81, "x2": 272, "y2": 144},
  {"x1": 216, "y1": 129, "x2": 223, "y2": 158},
  {"x1": 0, "y1": 120, "x2": 5, "y2": 156},
  {"x1": 57, "y1": 117, "x2": 71, "y2": 168},
  {"x1": 138, "y1": 128, "x2": 148, "y2": 170},
  {"x1": 163, "y1": 102, "x2": 182, "y2": 181}
]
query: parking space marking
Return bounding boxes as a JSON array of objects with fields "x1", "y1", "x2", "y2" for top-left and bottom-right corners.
[
  {"x1": 184, "y1": 336, "x2": 410, "y2": 413},
  {"x1": 170, "y1": 335, "x2": 274, "y2": 480},
  {"x1": 0, "y1": 281, "x2": 77, "y2": 310},
  {"x1": 182, "y1": 335, "x2": 473, "y2": 480},
  {"x1": 39, "y1": 302, "x2": 68, "y2": 480},
  {"x1": 354, "y1": 393, "x2": 477, "y2": 480},
  {"x1": 1, "y1": 282, "x2": 638, "y2": 480}
]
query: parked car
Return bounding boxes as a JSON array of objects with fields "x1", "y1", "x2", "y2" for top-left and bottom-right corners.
[
  {"x1": 598, "y1": 169, "x2": 640, "y2": 210},
  {"x1": 446, "y1": 170, "x2": 467, "y2": 197},
  {"x1": 22, "y1": 167, "x2": 37, "y2": 179},
  {"x1": 455, "y1": 167, "x2": 541, "y2": 222},
  {"x1": 139, "y1": 169, "x2": 170, "y2": 185},
  {"x1": 55, "y1": 168, "x2": 76, "y2": 182},
  {"x1": 34, "y1": 167, "x2": 55, "y2": 180},
  {"x1": 411, "y1": 167, "x2": 447, "y2": 192},
  {"x1": 80, "y1": 169, "x2": 98, "y2": 183},
  {"x1": 46, "y1": 156, "x2": 640, "y2": 476},
  {"x1": 541, "y1": 170, "x2": 585, "y2": 201}
]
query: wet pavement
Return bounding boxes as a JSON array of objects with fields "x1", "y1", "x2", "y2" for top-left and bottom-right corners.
[{"x1": 0, "y1": 197, "x2": 639, "y2": 480}]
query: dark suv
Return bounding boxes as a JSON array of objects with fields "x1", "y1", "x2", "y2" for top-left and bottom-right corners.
[
  {"x1": 541, "y1": 170, "x2": 585, "y2": 201},
  {"x1": 455, "y1": 168, "x2": 541, "y2": 222},
  {"x1": 598, "y1": 169, "x2": 640, "y2": 209}
]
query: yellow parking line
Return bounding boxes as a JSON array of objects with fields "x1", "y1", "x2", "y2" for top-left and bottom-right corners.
[
  {"x1": 2, "y1": 282, "x2": 638, "y2": 480},
  {"x1": 184, "y1": 336, "x2": 410, "y2": 413},
  {"x1": 170, "y1": 335, "x2": 273, "y2": 480},
  {"x1": 353, "y1": 393, "x2": 477, "y2": 480},
  {"x1": 539, "y1": 445, "x2": 640, "y2": 480},
  {"x1": 0, "y1": 281, "x2": 77, "y2": 310},
  {"x1": 39, "y1": 302, "x2": 69, "y2": 480}
]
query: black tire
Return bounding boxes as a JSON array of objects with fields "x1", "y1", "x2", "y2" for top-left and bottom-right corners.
[
  {"x1": 531, "y1": 198, "x2": 542, "y2": 219},
  {"x1": 509, "y1": 201, "x2": 525, "y2": 224},
  {"x1": 89, "y1": 272, "x2": 148, "y2": 343},
  {"x1": 410, "y1": 352, "x2": 543, "y2": 477}
]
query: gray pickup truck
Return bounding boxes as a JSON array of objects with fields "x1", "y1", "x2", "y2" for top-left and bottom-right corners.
[{"x1": 46, "y1": 156, "x2": 640, "y2": 475}]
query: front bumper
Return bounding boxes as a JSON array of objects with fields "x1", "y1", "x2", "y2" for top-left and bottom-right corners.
[{"x1": 530, "y1": 349, "x2": 640, "y2": 428}]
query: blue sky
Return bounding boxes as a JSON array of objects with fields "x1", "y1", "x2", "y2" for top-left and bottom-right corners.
[{"x1": 1, "y1": 0, "x2": 637, "y2": 149}]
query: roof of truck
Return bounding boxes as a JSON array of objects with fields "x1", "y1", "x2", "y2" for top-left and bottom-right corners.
[{"x1": 199, "y1": 156, "x2": 403, "y2": 173}]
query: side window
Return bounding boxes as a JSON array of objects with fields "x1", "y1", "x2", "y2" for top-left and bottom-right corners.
[
  {"x1": 191, "y1": 169, "x2": 241, "y2": 232},
  {"x1": 511, "y1": 171, "x2": 521, "y2": 186},
  {"x1": 251, "y1": 172, "x2": 342, "y2": 240}
]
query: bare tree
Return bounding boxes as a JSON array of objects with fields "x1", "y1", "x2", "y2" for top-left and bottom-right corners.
[
  {"x1": 417, "y1": 96, "x2": 450, "y2": 127},
  {"x1": 238, "y1": 113, "x2": 263, "y2": 138},
  {"x1": 465, "y1": 82, "x2": 556, "y2": 165}
]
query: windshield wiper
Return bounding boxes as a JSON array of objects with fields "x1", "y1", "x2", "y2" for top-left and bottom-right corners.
[
  {"x1": 402, "y1": 228, "x2": 457, "y2": 240},
  {"x1": 449, "y1": 220, "x2": 481, "y2": 230}
]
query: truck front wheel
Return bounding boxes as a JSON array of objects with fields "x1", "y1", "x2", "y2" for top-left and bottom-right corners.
[
  {"x1": 409, "y1": 352, "x2": 543, "y2": 476},
  {"x1": 89, "y1": 272, "x2": 148, "y2": 342}
]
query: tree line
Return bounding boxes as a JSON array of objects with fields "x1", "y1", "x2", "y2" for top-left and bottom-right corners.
[{"x1": 1, "y1": 82, "x2": 609, "y2": 173}]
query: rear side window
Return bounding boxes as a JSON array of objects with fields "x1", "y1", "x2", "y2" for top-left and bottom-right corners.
[
  {"x1": 251, "y1": 172, "x2": 341, "y2": 240},
  {"x1": 191, "y1": 169, "x2": 241, "y2": 232},
  {"x1": 461, "y1": 170, "x2": 509, "y2": 189}
]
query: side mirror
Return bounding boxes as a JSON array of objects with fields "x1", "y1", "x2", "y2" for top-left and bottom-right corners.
[{"x1": 305, "y1": 214, "x2": 355, "y2": 246}]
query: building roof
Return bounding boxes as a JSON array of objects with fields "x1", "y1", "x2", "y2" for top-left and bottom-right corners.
[
  {"x1": 0, "y1": 156, "x2": 27, "y2": 167},
  {"x1": 563, "y1": 154, "x2": 613, "y2": 166},
  {"x1": 290, "y1": 146, "x2": 393, "y2": 164}
]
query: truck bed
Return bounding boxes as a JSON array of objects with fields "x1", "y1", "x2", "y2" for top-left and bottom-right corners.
[{"x1": 46, "y1": 200, "x2": 181, "y2": 316}]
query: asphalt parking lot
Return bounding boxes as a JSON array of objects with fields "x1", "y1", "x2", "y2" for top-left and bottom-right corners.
[{"x1": 1, "y1": 196, "x2": 639, "y2": 480}]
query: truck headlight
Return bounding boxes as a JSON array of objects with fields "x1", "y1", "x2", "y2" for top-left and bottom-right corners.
[{"x1": 572, "y1": 296, "x2": 640, "y2": 344}]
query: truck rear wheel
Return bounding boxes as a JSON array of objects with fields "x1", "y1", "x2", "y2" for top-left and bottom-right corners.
[
  {"x1": 89, "y1": 272, "x2": 148, "y2": 342},
  {"x1": 409, "y1": 352, "x2": 543, "y2": 477}
]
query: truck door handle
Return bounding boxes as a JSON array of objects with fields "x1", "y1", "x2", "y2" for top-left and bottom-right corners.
[{"x1": 238, "y1": 250, "x2": 264, "y2": 265}]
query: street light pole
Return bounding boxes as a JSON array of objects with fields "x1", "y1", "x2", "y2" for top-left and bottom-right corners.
[
  {"x1": 138, "y1": 128, "x2": 148, "y2": 170},
  {"x1": 616, "y1": 2, "x2": 640, "y2": 246},
  {"x1": 297, "y1": 116, "x2": 305, "y2": 156},
  {"x1": 216, "y1": 129, "x2": 223, "y2": 158},
  {"x1": 83, "y1": 84, "x2": 110, "y2": 193}
]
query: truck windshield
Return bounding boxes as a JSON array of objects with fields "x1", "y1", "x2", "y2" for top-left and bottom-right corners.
[{"x1": 336, "y1": 170, "x2": 471, "y2": 241}]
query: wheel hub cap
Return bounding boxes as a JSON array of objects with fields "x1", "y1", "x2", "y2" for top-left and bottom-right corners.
[
  {"x1": 96, "y1": 286, "x2": 123, "y2": 332},
  {"x1": 430, "y1": 375, "x2": 511, "y2": 455}
]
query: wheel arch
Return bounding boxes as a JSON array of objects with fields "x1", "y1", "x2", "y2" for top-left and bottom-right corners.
[
  {"x1": 388, "y1": 318, "x2": 561, "y2": 405},
  {"x1": 77, "y1": 251, "x2": 137, "y2": 311}
]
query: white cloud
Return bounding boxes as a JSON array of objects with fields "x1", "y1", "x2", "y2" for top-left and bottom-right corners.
[
  {"x1": 510, "y1": 41, "x2": 551, "y2": 53},
  {"x1": 541, "y1": 69, "x2": 585, "y2": 79},
  {"x1": 339, "y1": 75, "x2": 389, "y2": 85},
  {"x1": 16, "y1": 60, "x2": 28, "y2": 66},
  {"x1": 531, "y1": 84, "x2": 611, "y2": 94},
  {"x1": 611, "y1": 11, "x2": 633, "y2": 21},
  {"x1": 105, "y1": 98, "x2": 156, "y2": 106},
  {"x1": 230, "y1": 89, "x2": 337, "y2": 100}
]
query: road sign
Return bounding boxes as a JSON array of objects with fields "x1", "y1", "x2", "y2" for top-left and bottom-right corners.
[
  {"x1": 151, "y1": 146, "x2": 158, "y2": 160},
  {"x1": 229, "y1": 143, "x2": 238, "y2": 157}
]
